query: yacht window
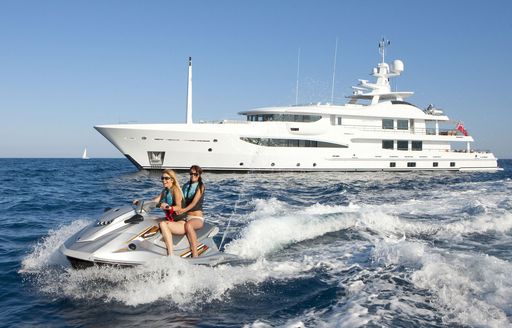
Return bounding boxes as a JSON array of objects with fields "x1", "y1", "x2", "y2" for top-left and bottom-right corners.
[
  {"x1": 390, "y1": 162, "x2": 396, "y2": 167},
  {"x1": 397, "y1": 140, "x2": 408, "y2": 151},
  {"x1": 382, "y1": 140, "x2": 394, "y2": 150},
  {"x1": 337, "y1": 117, "x2": 342, "y2": 125},
  {"x1": 407, "y1": 162, "x2": 416, "y2": 167},
  {"x1": 433, "y1": 162, "x2": 439, "y2": 167},
  {"x1": 397, "y1": 119, "x2": 409, "y2": 130},
  {"x1": 411, "y1": 141, "x2": 422, "y2": 151},
  {"x1": 450, "y1": 162, "x2": 456, "y2": 167},
  {"x1": 425, "y1": 120, "x2": 436, "y2": 135},
  {"x1": 246, "y1": 114, "x2": 321, "y2": 123},
  {"x1": 382, "y1": 119, "x2": 394, "y2": 129},
  {"x1": 240, "y1": 137, "x2": 347, "y2": 148}
]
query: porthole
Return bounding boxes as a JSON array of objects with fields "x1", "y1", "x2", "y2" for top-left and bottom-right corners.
[
  {"x1": 271, "y1": 163, "x2": 275, "y2": 167},
  {"x1": 213, "y1": 139, "x2": 218, "y2": 142},
  {"x1": 141, "y1": 136, "x2": 147, "y2": 140},
  {"x1": 296, "y1": 163, "x2": 300, "y2": 167},
  {"x1": 313, "y1": 163, "x2": 317, "y2": 167},
  {"x1": 239, "y1": 162, "x2": 244, "y2": 166},
  {"x1": 208, "y1": 148, "x2": 212, "y2": 152}
]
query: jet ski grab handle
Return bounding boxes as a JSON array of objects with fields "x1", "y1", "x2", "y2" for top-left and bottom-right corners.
[{"x1": 124, "y1": 213, "x2": 144, "y2": 224}]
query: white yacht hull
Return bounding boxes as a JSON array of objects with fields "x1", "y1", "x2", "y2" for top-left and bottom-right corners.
[{"x1": 95, "y1": 123, "x2": 499, "y2": 172}]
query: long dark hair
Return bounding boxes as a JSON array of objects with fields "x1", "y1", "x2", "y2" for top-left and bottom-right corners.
[{"x1": 190, "y1": 165, "x2": 204, "y2": 190}]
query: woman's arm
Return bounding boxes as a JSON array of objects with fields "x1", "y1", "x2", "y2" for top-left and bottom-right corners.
[
  {"x1": 153, "y1": 194, "x2": 161, "y2": 203},
  {"x1": 176, "y1": 185, "x2": 204, "y2": 215},
  {"x1": 171, "y1": 189, "x2": 183, "y2": 211}
]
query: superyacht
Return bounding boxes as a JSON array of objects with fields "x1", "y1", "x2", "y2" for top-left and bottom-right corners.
[{"x1": 95, "y1": 42, "x2": 498, "y2": 171}]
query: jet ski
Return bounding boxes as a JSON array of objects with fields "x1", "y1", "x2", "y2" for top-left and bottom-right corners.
[{"x1": 60, "y1": 201, "x2": 238, "y2": 269}]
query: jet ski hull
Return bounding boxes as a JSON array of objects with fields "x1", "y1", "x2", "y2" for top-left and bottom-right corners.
[{"x1": 60, "y1": 204, "x2": 235, "y2": 268}]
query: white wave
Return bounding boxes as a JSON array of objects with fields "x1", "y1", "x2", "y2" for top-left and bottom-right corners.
[
  {"x1": 225, "y1": 197, "x2": 512, "y2": 260},
  {"x1": 344, "y1": 206, "x2": 512, "y2": 241},
  {"x1": 364, "y1": 232, "x2": 512, "y2": 327},
  {"x1": 34, "y1": 257, "x2": 317, "y2": 307},
  {"x1": 20, "y1": 218, "x2": 91, "y2": 272},
  {"x1": 307, "y1": 237, "x2": 512, "y2": 328},
  {"x1": 224, "y1": 213, "x2": 352, "y2": 259},
  {"x1": 412, "y1": 252, "x2": 512, "y2": 327}
]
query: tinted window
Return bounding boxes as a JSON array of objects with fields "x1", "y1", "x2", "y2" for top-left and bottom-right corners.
[
  {"x1": 240, "y1": 137, "x2": 347, "y2": 148},
  {"x1": 382, "y1": 140, "x2": 394, "y2": 149},
  {"x1": 397, "y1": 120, "x2": 409, "y2": 130},
  {"x1": 397, "y1": 140, "x2": 408, "y2": 150},
  {"x1": 411, "y1": 141, "x2": 422, "y2": 151},
  {"x1": 382, "y1": 119, "x2": 394, "y2": 129}
]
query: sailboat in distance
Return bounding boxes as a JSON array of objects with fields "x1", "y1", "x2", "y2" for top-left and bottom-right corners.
[{"x1": 82, "y1": 147, "x2": 90, "y2": 160}]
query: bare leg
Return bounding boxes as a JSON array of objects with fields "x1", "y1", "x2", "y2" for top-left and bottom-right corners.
[
  {"x1": 159, "y1": 221, "x2": 187, "y2": 256},
  {"x1": 185, "y1": 219, "x2": 204, "y2": 257},
  {"x1": 159, "y1": 221, "x2": 174, "y2": 256}
]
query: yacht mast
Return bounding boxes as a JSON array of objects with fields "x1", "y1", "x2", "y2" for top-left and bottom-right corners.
[
  {"x1": 330, "y1": 38, "x2": 339, "y2": 104},
  {"x1": 186, "y1": 57, "x2": 193, "y2": 124},
  {"x1": 295, "y1": 48, "x2": 300, "y2": 105}
]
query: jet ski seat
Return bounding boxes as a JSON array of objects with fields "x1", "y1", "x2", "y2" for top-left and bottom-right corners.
[{"x1": 171, "y1": 221, "x2": 219, "y2": 249}]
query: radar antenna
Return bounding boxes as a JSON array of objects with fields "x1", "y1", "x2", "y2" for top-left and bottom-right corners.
[{"x1": 379, "y1": 38, "x2": 391, "y2": 63}]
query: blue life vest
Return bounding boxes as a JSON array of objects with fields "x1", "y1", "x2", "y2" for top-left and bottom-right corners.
[
  {"x1": 182, "y1": 181, "x2": 204, "y2": 211},
  {"x1": 183, "y1": 182, "x2": 198, "y2": 202},
  {"x1": 160, "y1": 188, "x2": 174, "y2": 205}
]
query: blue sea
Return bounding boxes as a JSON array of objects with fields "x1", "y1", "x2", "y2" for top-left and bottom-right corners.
[{"x1": 2, "y1": 158, "x2": 512, "y2": 327}]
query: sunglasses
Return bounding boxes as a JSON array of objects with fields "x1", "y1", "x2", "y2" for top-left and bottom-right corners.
[
  {"x1": 189, "y1": 172, "x2": 199, "y2": 177},
  {"x1": 161, "y1": 176, "x2": 172, "y2": 181}
]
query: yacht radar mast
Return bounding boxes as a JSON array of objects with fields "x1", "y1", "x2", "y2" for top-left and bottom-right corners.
[
  {"x1": 347, "y1": 39, "x2": 413, "y2": 105},
  {"x1": 379, "y1": 38, "x2": 390, "y2": 64}
]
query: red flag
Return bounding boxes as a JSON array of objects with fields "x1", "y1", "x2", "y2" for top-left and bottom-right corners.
[{"x1": 456, "y1": 122, "x2": 468, "y2": 136}]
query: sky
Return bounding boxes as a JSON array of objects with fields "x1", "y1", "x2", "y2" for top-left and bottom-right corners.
[{"x1": 0, "y1": 0, "x2": 511, "y2": 158}]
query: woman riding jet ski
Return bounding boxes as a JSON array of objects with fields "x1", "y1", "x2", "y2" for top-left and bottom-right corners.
[
  {"x1": 61, "y1": 167, "x2": 238, "y2": 269},
  {"x1": 60, "y1": 200, "x2": 236, "y2": 269}
]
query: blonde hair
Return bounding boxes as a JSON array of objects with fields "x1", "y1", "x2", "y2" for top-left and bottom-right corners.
[{"x1": 162, "y1": 169, "x2": 183, "y2": 198}]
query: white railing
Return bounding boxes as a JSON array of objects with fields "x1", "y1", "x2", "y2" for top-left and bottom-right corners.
[{"x1": 341, "y1": 124, "x2": 467, "y2": 136}]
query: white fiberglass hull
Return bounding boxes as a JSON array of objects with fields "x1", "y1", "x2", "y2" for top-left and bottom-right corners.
[{"x1": 95, "y1": 123, "x2": 499, "y2": 172}]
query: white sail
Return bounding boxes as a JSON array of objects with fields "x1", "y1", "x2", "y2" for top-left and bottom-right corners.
[{"x1": 82, "y1": 147, "x2": 89, "y2": 160}]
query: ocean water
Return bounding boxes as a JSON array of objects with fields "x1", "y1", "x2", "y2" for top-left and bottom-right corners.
[{"x1": 1, "y1": 158, "x2": 512, "y2": 328}]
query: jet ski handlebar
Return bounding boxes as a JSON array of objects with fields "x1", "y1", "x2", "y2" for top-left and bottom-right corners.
[{"x1": 133, "y1": 200, "x2": 159, "y2": 213}]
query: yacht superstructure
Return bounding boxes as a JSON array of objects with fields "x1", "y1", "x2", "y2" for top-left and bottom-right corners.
[{"x1": 95, "y1": 44, "x2": 499, "y2": 172}]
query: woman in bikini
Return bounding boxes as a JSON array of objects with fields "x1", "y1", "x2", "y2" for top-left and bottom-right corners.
[
  {"x1": 150, "y1": 169, "x2": 187, "y2": 256},
  {"x1": 175, "y1": 165, "x2": 205, "y2": 258}
]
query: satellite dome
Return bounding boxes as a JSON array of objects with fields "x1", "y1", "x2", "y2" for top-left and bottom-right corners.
[{"x1": 392, "y1": 60, "x2": 404, "y2": 73}]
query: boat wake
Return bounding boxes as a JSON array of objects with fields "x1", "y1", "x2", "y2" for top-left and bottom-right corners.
[{"x1": 19, "y1": 197, "x2": 512, "y2": 326}]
